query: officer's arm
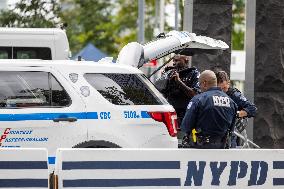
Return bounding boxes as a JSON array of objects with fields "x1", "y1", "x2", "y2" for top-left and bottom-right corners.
[
  {"x1": 181, "y1": 98, "x2": 199, "y2": 133},
  {"x1": 233, "y1": 91, "x2": 257, "y2": 118},
  {"x1": 175, "y1": 70, "x2": 200, "y2": 97},
  {"x1": 176, "y1": 79, "x2": 196, "y2": 97}
]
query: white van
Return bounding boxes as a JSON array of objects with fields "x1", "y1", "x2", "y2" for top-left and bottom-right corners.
[{"x1": 0, "y1": 28, "x2": 70, "y2": 60}]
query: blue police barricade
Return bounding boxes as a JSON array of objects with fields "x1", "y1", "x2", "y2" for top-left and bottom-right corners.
[
  {"x1": 0, "y1": 148, "x2": 49, "y2": 188},
  {"x1": 54, "y1": 149, "x2": 284, "y2": 189}
]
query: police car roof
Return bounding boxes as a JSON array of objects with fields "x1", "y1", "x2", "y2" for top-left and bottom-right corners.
[{"x1": 0, "y1": 59, "x2": 143, "y2": 74}]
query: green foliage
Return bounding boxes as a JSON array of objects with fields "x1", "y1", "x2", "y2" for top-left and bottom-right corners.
[
  {"x1": 60, "y1": 0, "x2": 116, "y2": 56},
  {"x1": 179, "y1": 0, "x2": 184, "y2": 30},
  {"x1": 111, "y1": 0, "x2": 139, "y2": 52},
  {"x1": 61, "y1": 0, "x2": 160, "y2": 56},
  {"x1": 0, "y1": 0, "x2": 243, "y2": 56},
  {"x1": 111, "y1": 0, "x2": 157, "y2": 52},
  {"x1": 0, "y1": 0, "x2": 61, "y2": 27},
  {"x1": 232, "y1": 0, "x2": 245, "y2": 50}
]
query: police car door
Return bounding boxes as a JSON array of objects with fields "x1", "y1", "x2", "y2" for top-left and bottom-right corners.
[{"x1": 0, "y1": 66, "x2": 86, "y2": 155}]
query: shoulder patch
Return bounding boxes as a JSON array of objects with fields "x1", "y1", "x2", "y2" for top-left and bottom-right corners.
[
  {"x1": 240, "y1": 95, "x2": 247, "y2": 101},
  {"x1": 196, "y1": 72, "x2": 200, "y2": 79},
  {"x1": 187, "y1": 102, "x2": 193, "y2": 109}
]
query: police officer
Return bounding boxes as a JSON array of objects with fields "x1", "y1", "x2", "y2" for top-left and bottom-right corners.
[
  {"x1": 216, "y1": 71, "x2": 257, "y2": 147},
  {"x1": 181, "y1": 70, "x2": 237, "y2": 149},
  {"x1": 216, "y1": 71, "x2": 257, "y2": 118},
  {"x1": 155, "y1": 54, "x2": 200, "y2": 126}
]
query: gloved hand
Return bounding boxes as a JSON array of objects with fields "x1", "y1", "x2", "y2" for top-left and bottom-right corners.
[{"x1": 180, "y1": 134, "x2": 192, "y2": 148}]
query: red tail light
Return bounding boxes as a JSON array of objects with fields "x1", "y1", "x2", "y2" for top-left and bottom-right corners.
[{"x1": 148, "y1": 111, "x2": 178, "y2": 137}]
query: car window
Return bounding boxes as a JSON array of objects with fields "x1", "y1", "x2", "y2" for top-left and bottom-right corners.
[
  {"x1": 0, "y1": 71, "x2": 70, "y2": 108},
  {"x1": 84, "y1": 73, "x2": 166, "y2": 105}
]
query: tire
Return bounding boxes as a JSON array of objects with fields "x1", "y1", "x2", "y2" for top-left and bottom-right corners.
[{"x1": 73, "y1": 140, "x2": 121, "y2": 148}]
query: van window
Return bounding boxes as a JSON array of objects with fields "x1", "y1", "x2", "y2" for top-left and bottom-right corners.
[
  {"x1": 84, "y1": 73, "x2": 165, "y2": 105},
  {"x1": 14, "y1": 47, "x2": 52, "y2": 60},
  {"x1": 0, "y1": 47, "x2": 12, "y2": 59},
  {"x1": 0, "y1": 47, "x2": 52, "y2": 60},
  {"x1": 0, "y1": 71, "x2": 70, "y2": 108}
]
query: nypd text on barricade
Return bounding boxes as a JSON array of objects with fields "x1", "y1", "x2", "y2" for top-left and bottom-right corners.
[{"x1": 54, "y1": 149, "x2": 284, "y2": 188}]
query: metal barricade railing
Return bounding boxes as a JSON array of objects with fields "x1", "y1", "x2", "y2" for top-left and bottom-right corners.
[
  {"x1": 234, "y1": 118, "x2": 260, "y2": 149},
  {"x1": 178, "y1": 118, "x2": 261, "y2": 149}
]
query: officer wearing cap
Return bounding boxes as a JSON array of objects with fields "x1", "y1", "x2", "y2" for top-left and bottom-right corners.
[{"x1": 181, "y1": 70, "x2": 237, "y2": 149}]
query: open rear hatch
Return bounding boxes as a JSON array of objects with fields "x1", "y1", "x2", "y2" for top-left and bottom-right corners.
[
  {"x1": 114, "y1": 31, "x2": 229, "y2": 138},
  {"x1": 116, "y1": 30, "x2": 229, "y2": 68}
]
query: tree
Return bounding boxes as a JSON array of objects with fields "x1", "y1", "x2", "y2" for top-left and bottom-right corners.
[
  {"x1": 0, "y1": 0, "x2": 61, "y2": 28},
  {"x1": 232, "y1": 0, "x2": 245, "y2": 50},
  {"x1": 113, "y1": 0, "x2": 172, "y2": 53},
  {"x1": 60, "y1": 0, "x2": 160, "y2": 57},
  {"x1": 60, "y1": 0, "x2": 116, "y2": 56},
  {"x1": 112, "y1": 0, "x2": 156, "y2": 51}
]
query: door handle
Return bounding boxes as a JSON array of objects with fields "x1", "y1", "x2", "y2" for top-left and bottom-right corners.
[{"x1": 53, "y1": 117, "x2": 77, "y2": 122}]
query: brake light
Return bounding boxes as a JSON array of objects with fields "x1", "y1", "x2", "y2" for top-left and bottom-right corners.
[{"x1": 148, "y1": 111, "x2": 178, "y2": 137}]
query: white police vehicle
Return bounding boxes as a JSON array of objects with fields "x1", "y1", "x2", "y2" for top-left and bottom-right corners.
[
  {"x1": 0, "y1": 31, "x2": 228, "y2": 163},
  {"x1": 0, "y1": 60, "x2": 177, "y2": 153}
]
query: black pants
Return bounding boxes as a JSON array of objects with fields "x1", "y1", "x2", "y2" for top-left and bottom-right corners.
[
  {"x1": 176, "y1": 110, "x2": 186, "y2": 143},
  {"x1": 192, "y1": 142, "x2": 225, "y2": 149}
]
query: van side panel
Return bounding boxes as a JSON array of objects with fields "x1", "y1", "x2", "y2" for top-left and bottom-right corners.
[
  {"x1": 0, "y1": 34, "x2": 55, "y2": 59},
  {"x1": 53, "y1": 30, "x2": 70, "y2": 60},
  {"x1": 0, "y1": 28, "x2": 69, "y2": 60}
]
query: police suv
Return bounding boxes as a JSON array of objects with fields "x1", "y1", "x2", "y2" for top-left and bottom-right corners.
[{"x1": 0, "y1": 31, "x2": 228, "y2": 161}]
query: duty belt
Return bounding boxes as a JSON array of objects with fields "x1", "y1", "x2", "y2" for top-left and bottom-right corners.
[{"x1": 196, "y1": 135, "x2": 224, "y2": 145}]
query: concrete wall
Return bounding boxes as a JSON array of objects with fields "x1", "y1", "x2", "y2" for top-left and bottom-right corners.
[
  {"x1": 253, "y1": 0, "x2": 284, "y2": 148},
  {"x1": 184, "y1": 0, "x2": 233, "y2": 74}
]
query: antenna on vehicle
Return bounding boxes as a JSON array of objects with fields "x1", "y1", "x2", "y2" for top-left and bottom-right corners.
[
  {"x1": 60, "y1": 23, "x2": 68, "y2": 30},
  {"x1": 156, "y1": 32, "x2": 166, "y2": 38}
]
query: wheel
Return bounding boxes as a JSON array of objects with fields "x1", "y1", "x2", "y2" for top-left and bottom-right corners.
[{"x1": 73, "y1": 140, "x2": 121, "y2": 148}]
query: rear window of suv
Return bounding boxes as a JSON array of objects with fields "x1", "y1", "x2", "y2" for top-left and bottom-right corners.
[
  {"x1": 84, "y1": 73, "x2": 166, "y2": 105},
  {"x1": 0, "y1": 71, "x2": 70, "y2": 108}
]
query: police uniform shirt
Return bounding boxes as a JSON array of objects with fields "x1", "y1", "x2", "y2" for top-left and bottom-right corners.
[
  {"x1": 227, "y1": 87, "x2": 257, "y2": 117},
  {"x1": 181, "y1": 87, "x2": 237, "y2": 137},
  {"x1": 164, "y1": 67, "x2": 200, "y2": 115}
]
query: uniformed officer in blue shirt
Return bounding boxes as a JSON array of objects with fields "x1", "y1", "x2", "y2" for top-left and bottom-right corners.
[
  {"x1": 181, "y1": 70, "x2": 237, "y2": 149},
  {"x1": 216, "y1": 71, "x2": 257, "y2": 147},
  {"x1": 216, "y1": 71, "x2": 257, "y2": 118}
]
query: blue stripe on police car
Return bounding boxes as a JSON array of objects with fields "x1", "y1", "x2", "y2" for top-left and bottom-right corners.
[{"x1": 0, "y1": 112, "x2": 99, "y2": 121}]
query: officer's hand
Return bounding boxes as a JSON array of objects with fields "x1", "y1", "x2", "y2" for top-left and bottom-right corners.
[
  {"x1": 170, "y1": 71, "x2": 181, "y2": 82},
  {"x1": 237, "y1": 110, "x2": 248, "y2": 118}
]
